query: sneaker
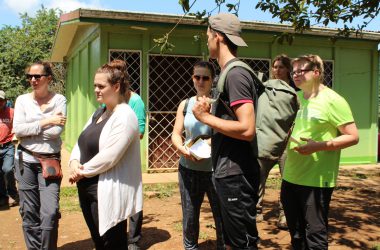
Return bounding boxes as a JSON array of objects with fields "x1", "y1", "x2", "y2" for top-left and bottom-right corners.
[
  {"x1": 128, "y1": 243, "x2": 141, "y2": 250},
  {"x1": 8, "y1": 197, "x2": 19, "y2": 207},
  {"x1": 277, "y1": 214, "x2": 288, "y2": 230},
  {"x1": 256, "y1": 213, "x2": 264, "y2": 223}
]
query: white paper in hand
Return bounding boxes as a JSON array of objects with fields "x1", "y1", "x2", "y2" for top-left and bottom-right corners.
[{"x1": 188, "y1": 138, "x2": 211, "y2": 160}]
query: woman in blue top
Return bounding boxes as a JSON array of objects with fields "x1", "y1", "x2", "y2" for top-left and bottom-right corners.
[{"x1": 172, "y1": 61, "x2": 224, "y2": 250}]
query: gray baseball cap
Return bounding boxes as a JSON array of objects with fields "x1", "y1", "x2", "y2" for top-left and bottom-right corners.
[
  {"x1": 0, "y1": 90, "x2": 5, "y2": 100},
  {"x1": 208, "y1": 13, "x2": 248, "y2": 47}
]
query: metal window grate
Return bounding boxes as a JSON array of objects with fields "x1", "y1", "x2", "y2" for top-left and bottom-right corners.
[
  {"x1": 109, "y1": 50, "x2": 142, "y2": 94},
  {"x1": 210, "y1": 58, "x2": 271, "y2": 81},
  {"x1": 148, "y1": 55, "x2": 201, "y2": 111},
  {"x1": 148, "y1": 55, "x2": 202, "y2": 170},
  {"x1": 323, "y1": 61, "x2": 334, "y2": 88}
]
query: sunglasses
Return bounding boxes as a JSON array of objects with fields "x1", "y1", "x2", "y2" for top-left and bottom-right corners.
[
  {"x1": 26, "y1": 74, "x2": 48, "y2": 80},
  {"x1": 193, "y1": 75, "x2": 210, "y2": 81}
]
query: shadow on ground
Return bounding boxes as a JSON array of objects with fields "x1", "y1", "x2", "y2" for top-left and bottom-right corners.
[
  {"x1": 58, "y1": 238, "x2": 93, "y2": 250},
  {"x1": 139, "y1": 227, "x2": 171, "y2": 249}
]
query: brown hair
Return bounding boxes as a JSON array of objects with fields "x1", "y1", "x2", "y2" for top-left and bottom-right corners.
[
  {"x1": 193, "y1": 61, "x2": 215, "y2": 79},
  {"x1": 291, "y1": 54, "x2": 324, "y2": 82},
  {"x1": 209, "y1": 27, "x2": 238, "y2": 55},
  {"x1": 26, "y1": 61, "x2": 53, "y2": 77},
  {"x1": 96, "y1": 60, "x2": 130, "y2": 98}
]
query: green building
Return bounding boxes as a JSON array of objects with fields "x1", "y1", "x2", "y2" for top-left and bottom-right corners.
[{"x1": 51, "y1": 9, "x2": 380, "y2": 172}]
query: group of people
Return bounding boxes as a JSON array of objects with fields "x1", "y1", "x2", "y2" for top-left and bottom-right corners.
[
  {"x1": 172, "y1": 13, "x2": 359, "y2": 250},
  {"x1": 1, "y1": 11, "x2": 359, "y2": 250},
  {"x1": 2, "y1": 60, "x2": 146, "y2": 250}
]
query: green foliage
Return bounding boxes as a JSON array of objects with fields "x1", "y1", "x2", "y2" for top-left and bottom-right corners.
[
  {"x1": 256, "y1": 0, "x2": 380, "y2": 40},
  {"x1": 177, "y1": 0, "x2": 379, "y2": 46},
  {"x1": 0, "y1": 6, "x2": 61, "y2": 102}
]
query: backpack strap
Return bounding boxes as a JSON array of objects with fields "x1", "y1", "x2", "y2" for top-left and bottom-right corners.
[
  {"x1": 216, "y1": 60, "x2": 263, "y2": 94},
  {"x1": 182, "y1": 98, "x2": 190, "y2": 117}
]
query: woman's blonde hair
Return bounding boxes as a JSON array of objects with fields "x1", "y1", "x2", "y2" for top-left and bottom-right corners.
[{"x1": 292, "y1": 54, "x2": 324, "y2": 82}]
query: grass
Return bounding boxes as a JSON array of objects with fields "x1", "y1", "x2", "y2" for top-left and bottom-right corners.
[
  {"x1": 59, "y1": 183, "x2": 178, "y2": 212},
  {"x1": 372, "y1": 244, "x2": 380, "y2": 250},
  {"x1": 266, "y1": 177, "x2": 282, "y2": 190},
  {"x1": 143, "y1": 183, "x2": 178, "y2": 199},
  {"x1": 198, "y1": 231, "x2": 209, "y2": 240},
  {"x1": 173, "y1": 221, "x2": 182, "y2": 232},
  {"x1": 60, "y1": 186, "x2": 80, "y2": 212}
]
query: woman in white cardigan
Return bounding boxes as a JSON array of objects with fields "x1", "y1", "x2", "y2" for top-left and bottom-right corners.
[{"x1": 69, "y1": 61, "x2": 142, "y2": 250}]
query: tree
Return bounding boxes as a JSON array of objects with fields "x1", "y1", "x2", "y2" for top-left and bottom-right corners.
[
  {"x1": 156, "y1": 0, "x2": 379, "y2": 50},
  {"x1": 255, "y1": 0, "x2": 380, "y2": 38},
  {"x1": 0, "y1": 6, "x2": 62, "y2": 102},
  {"x1": 180, "y1": 0, "x2": 379, "y2": 35}
]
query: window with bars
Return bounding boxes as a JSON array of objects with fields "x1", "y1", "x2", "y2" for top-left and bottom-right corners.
[
  {"x1": 323, "y1": 61, "x2": 334, "y2": 88},
  {"x1": 148, "y1": 55, "x2": 201, "y2": 170},
  {"x1": 109, "y1": 50, "x2": 142, "y2": 94},
  {"x1": 209, "y1": 58, "x2": 271, "y2": 82}
]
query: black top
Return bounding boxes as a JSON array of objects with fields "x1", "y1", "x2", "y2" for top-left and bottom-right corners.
[
  {"x1": 211, "y1": 58, "x2": 260, "y2": 178},
  {"x1": 77, "y1": 110, "x2": 110, "y2": 185}
]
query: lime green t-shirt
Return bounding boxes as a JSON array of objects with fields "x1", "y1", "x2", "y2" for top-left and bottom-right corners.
[{"x1": 283, "y1": 87, "x2": 354, "y2": 188}]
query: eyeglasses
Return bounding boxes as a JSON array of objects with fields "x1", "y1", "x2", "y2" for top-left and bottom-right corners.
[
  {"x1": 290, "y1": 69, "x2": 313, "y2": 76},
  {"x1": 26, "y1": 74, "x2": 48, "y2": 80},
  {"x1": 193, "y1": 75, "x2": 210, "y2": 81}
]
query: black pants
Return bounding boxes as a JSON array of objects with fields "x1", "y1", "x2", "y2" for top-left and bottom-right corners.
[
  {"x1": 77, "y1": 181, "x2": 128, "y2": 250},
  {"x1": 128, "y1": 211, "x2": 143, "y2": 244},
  {"x1": 281, "y1": 180, "x2": 334, "y2": 250},
  {"x1": 214, "y1": 174, "x2": 259, "y2": 250}
]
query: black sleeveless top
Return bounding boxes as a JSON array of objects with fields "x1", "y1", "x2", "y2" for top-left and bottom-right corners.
[{"x1": 77, "y1": 110, "x2": 110, "y2": 185}]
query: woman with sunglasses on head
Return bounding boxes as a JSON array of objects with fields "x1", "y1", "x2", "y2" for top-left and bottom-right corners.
[
  {"x1": 281, "y1": 54, "x2": 359, "y2": 249},
  {"x1": 172, "y1": 61, "x2": 224, "y2": 250},
  {"x1": 256, "y1": 54, "x2": 298, "y2": 229},
  {"x1": 13, "y1": 61, "x2": 66, "y2": 250},
  {"x1": 68, "y1": 60, "x2": 142, "y2": 250}
]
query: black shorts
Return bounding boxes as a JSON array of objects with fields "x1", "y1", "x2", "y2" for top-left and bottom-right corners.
[{"x1": 214, "y1": 174, "x2": 259, "y2": 249}]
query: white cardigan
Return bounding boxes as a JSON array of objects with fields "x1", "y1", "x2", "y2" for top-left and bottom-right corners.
[{"x1": 69, "y1": 103, "x2": 143, "y2": 236}]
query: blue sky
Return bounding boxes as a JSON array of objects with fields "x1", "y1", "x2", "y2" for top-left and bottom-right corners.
[{"x1": 0, "y1": 0, "x2": 379, "y2": 32}]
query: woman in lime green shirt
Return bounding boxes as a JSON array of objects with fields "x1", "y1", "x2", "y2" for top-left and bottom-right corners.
[{"x1": 281, "y1": 54, "x2": 359, "y2": 250}]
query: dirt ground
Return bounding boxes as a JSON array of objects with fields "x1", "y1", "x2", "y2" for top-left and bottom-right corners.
[{"x1": 0, "y1": 152, "x2": 379, "y2": 249}]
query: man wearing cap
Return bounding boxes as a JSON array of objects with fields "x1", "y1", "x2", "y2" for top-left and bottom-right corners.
[
  {"x1": 0, "y1": 90, "x2": 19, "y2": 207},
  {"x1": 193, "y1": 13, "x2": 260, "y2": 250}
]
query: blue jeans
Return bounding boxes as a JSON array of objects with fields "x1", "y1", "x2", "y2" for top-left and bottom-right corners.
[
  {"x1": 178, "y1": 165, "x2": 224, "y2": 250},
  {"x1": 0, "y1": 143, "x2": 18, "y2": 199}
]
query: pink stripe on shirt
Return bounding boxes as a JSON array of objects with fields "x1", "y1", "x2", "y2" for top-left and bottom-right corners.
[{"x1": 230, "y1": 99, "x2": 253, "y2": 107}]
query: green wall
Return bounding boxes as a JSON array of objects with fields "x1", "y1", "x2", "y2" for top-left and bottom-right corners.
[{"x1": 63, "y1": 20, "x2": 379, "y2": 168}]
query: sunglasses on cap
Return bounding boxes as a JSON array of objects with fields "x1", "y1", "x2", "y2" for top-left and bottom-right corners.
[
  {"x1": 193, "y1": 75, "x2": 210, "y2": 81},
  {"x1": 26, "y1": 74, "x2": 48, "y2": 80}
]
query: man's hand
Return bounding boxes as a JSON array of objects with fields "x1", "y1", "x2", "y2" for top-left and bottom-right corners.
[{"x1": 192, "y1": 96, "x2": 211, "y2": 123}]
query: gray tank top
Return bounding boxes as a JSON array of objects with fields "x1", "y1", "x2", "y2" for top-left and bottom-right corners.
[{"x1": 179, "y1": 96, "x2": 212, "y2": 172}]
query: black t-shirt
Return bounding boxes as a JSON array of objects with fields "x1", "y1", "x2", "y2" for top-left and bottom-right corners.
[
  {"x1": 211, "y1": 59, "x2": 260, "y2": 178},
  {"x1": 77, "y1": 111, "x2": 110, "y2": 185}
]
